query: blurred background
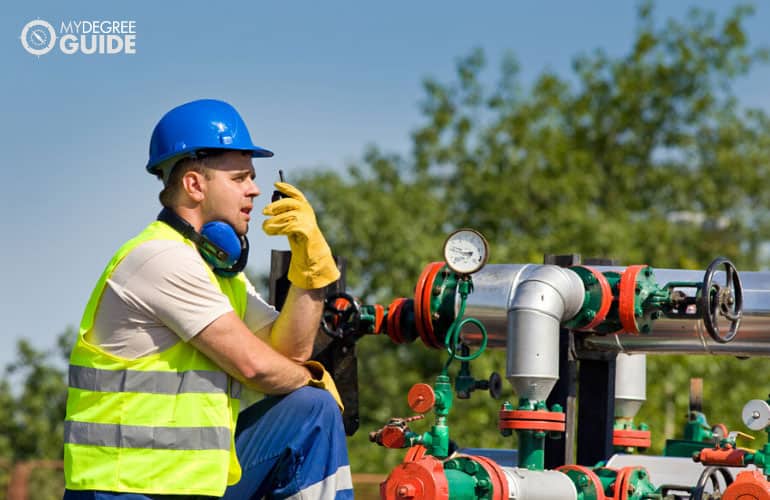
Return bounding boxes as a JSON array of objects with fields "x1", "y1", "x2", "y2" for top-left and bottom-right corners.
[{"x1": 3, "y1": 1, "x2": 770, "y2": 497}]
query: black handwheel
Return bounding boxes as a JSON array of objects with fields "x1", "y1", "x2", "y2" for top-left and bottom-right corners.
[
  {"x1": 320, "y1": 292, "x2": 361, "y2": 340},
  {"x1": 691, "y1": 466, "x2": 733, "y2": 500},
  {"x1": 701, "y1": 257, "x2": 743, "y2": 344}
]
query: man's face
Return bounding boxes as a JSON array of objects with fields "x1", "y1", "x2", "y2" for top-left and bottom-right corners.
[{"x1": 199, "y1": 151, "x2": 259, "y2": 235}]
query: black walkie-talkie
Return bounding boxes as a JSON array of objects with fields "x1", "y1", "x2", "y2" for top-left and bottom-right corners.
[{"x1": 271, "y1": 170, "x2": 286, "y2": 202}]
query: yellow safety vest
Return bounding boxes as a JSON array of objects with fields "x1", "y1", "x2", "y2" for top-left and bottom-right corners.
[{"x1": 64, "y1": 221, "x2": 248, "y2": 496}]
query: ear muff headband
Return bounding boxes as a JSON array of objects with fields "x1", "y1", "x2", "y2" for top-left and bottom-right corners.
[{"x1": 157, "y1": 208, "x2": 249, "y2": 277}]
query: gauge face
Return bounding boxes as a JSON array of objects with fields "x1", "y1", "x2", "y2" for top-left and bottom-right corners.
[
  {"x1": 743, "y1": 399, "x2": 770, "y2": 431},
  {"x1": 443, "y1": 229, "x2": 489, "y2": 274}
]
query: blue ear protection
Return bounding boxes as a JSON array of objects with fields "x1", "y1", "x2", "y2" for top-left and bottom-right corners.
[{"x1": 157, "y1": 208, "x2": 249, "y2": 277}]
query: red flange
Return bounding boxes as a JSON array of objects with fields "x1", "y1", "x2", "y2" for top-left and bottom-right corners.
[
  {"x1": 414, "y1": 262, "x2": 445, "y2": 349},
  {"x1": 381, "y1": 445, "x2": 449, "y2": 500},
  {"x1": 613, "y1": 467, "x2": 633, "y2": 500},
  {"x1": 612, "y1": 467, "x2": 651, "y2": 500},
  {"x1": 387, "y1": 298, "x2": 408, "y2": 344},
  {"x1": 373, "y1": 303, "x2": 385, "y2": 335},
  {"x1": 468, "y1": 454, "x2": 510, "y2": 500},
  {"x1": 557, "y1": 465, "x2": 606, "y2": 500},
  {"x1": 573, "y1": 265, "x2": 614, "y2": 331},
  {"x1": 499, "y1": 410, "x2": 566, "y2": 422},
  {"x1": 612, "y1": 429, "x2": 651, "y2": 449},
  {"x1": 723, "y1": 470, "x2": 770, "y2": 500},
  {"x1": 499, "y1": 419, "x2": 566, "y2": 432},
  {"x1": 499, "y1": 409, "x2": 566, "y2": 432},
  {"x1": 618, "y1": 265, "x2": 647, "y2": 334}
]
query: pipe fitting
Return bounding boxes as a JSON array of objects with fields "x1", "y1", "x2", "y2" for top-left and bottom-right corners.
[{"x1": 507, "y1": 266, "x2": 585, "y2": 402}]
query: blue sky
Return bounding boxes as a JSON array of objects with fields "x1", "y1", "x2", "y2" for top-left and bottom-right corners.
[{"x1": 2, "y1": 1, "x2": 769, "y2": 369}]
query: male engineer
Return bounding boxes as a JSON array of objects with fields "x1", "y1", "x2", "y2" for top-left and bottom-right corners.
[{"x1": 63, "y1": 99, "x2": 352, "y2": 499}]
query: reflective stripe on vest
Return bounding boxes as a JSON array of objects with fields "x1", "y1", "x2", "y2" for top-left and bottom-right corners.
[
  {"x1": 65, "y1": 421, "x2": 231, "y2": 450},
  {"x1": 69, "y1": 366, "x2": 230, "y2": 395},
  {"x1": 64, "y1": 221, "x2": 246, "y2": 496}
]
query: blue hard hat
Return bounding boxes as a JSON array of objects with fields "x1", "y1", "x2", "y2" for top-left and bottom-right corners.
[{"x1": 146, "y1": 99, "x2": 274, "y2": 175}]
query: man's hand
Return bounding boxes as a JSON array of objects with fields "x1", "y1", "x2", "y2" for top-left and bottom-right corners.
[{"x1": 262, "y1": 182, "x2": 340, "y2": 290}]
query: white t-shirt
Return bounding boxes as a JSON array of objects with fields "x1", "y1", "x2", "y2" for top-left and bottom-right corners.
[{"x1": 88, "y1": 239, "x2": 279, "y2": 359}]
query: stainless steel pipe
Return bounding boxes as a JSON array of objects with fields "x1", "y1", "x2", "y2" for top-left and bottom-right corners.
[{"x1": 460, "y1": 265, "x2": 770, "y2": 356}]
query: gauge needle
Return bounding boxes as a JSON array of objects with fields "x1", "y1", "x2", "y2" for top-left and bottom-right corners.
[
  {"x1": 32, "y1": 31, "x2": 44, "y2": 44},
  {"x1": 449, "y1": 246, "x2": 473, "y2": 256}
]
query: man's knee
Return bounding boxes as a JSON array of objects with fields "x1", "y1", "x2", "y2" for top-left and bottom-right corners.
[{"x1": 287, "y1": 385, "x2": 341, "y2": 423}]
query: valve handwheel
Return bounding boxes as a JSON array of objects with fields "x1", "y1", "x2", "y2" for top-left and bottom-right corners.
[
  {"x1": 320, "y1": 292, "x2": 361, "y2": 339},
  {"x1": 692, "y1": 466, "x2": 734, "y2": 500},
  {"x1": 701, "y1": 257, "x2": 743, "y2": 344},
  {"x1": 408, "y1": 383, "x2": 436, "y2": 414}
]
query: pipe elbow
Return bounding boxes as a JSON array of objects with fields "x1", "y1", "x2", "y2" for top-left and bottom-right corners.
[{"x1": 510, "y1": 265, "x2": 585, "y2": 323}]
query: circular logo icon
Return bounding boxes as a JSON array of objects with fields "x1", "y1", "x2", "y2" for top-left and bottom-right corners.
[{"x1": 20, "y1": 19, "x2": 57, "y2": 56}]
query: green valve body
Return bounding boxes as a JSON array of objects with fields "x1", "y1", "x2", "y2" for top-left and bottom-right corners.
[
  {"x1": 664, "y1": 411, "x2": 721, "y2": 457},
  {"x1": 415, "y1": 374, "x2": 453, "y2": 459},
  {"x1": 444, "y1": 457, "x2": 495, "y2": 500}
]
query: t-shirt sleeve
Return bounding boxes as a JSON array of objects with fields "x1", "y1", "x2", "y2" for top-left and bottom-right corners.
[
  {"x1": 242, "y1": 275, "x2": 279, "y2": 333},
  {"x1": 119, "y1": 241, "x2": 234, "y2": 342}
]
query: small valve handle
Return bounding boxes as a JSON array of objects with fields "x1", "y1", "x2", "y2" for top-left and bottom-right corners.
[
  {"x1": 320, "y1": 292, "x2": 361, "y2": 340},
  {"x1": 487, "y1": 372, "x2": 502, "y2": 400},
  {"x1": 368, "y1": 415, "x2": 425, "y2": 449},
  {"x1": 408, "y1": 383, "x2": 436, "y2": 414},
  {"x1": 470, "y1": 372, "x2": 503, "y2": 400}
]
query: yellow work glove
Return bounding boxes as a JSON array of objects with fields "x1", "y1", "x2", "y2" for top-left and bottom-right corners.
[
  {"x1": 303, "y1": 360, "x2": 344, "y2": 412},
  {"x1": 262, "y1": 182, "x2": 340, "y2": 289}
]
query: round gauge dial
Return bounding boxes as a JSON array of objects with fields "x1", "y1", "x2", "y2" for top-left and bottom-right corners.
[
  {"x1": 743, "y1": 399, "x2": 770, "y2": 431},
  {"x1": 443, "y1": 228, "x2": 489, "y2": 274}
]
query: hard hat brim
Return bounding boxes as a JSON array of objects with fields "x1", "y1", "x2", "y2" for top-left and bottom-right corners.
[{"x1": 146, "y1": 145, "x2": 274, "y2": 176}]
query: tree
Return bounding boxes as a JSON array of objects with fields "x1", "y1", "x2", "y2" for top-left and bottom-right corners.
[
  {"x1": 295, "y1": 2, "x2": 770, "y2": 472},
  {"x1": 0, "y1": 329, "x2": 72, "y2": 498}
]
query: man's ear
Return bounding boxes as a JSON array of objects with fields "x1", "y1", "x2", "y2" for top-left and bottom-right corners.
[{"x1": 181, "y1": 170, "x2": 206, "y2": 202}]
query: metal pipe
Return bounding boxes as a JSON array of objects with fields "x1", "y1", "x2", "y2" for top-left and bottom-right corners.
[
  {"x1": 501, "y1": 468, "x2": 578, "y2": 500},
  {"x1": 461, "y1": 265, "x2": 770, "y2": 356},
  {"x1": 585, "y1": 267, "x2": 770, "y2": 356},
  {"x1": 506, "y1": 265, "x2": 585, "y2": 401}
]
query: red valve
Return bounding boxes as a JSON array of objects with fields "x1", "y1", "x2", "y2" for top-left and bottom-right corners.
[
  {"x1": 695, "y1": 444, "x2": 747, "y2": 467},
  {"x1": 723, "y1": 470, "x2": 770, "y2": 500},
  {"x1": 369, "y1": 415, "x2": 425, "y2": 449},
  {"x1": 380, "y1": 445, "x2": 449, "y2": 500}
]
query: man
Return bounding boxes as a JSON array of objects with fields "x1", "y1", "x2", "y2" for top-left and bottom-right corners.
[{"x1": 63, "y1": 99, "x2": 352, "y2": 499}]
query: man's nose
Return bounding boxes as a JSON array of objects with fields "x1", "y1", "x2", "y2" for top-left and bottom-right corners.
[{"x1": 247, "y1": 178, "x2": 260, "y2": 197}]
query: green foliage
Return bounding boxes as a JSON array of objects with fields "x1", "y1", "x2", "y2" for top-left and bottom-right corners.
[
  {"x1": 4, "y1": 0, "x2": 770, "y2": 487},
  {"x1": 295, "y1": 2, "x2": 770, "y2": 472},
  {"x1": 0, "y1": 328, "x2": 72, "y2": 498},
  {"x1": 638, "y1": 355, "x2": 770, "y2": 454}
]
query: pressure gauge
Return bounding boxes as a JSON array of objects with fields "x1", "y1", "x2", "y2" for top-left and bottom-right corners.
[
  {"x1": 742, "y1": 399, "x2": 770, "y2": 431},
  {"x1": 443, "y1": 228, "x2": 489, "y2": 275}
]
